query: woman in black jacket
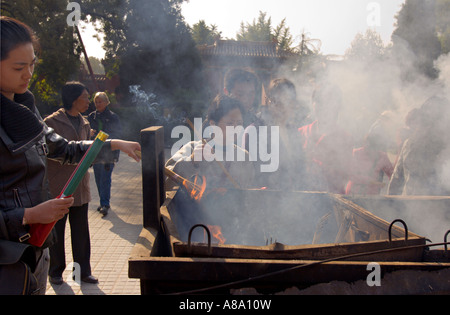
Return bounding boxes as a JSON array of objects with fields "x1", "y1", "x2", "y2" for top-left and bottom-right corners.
[{"x1": 0, "y1": 16, "x2": 141, "y2": 294}]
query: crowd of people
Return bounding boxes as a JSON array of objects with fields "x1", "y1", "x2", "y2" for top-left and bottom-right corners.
[
  {"x1": 2, "y1": 15, "x2": 450, "y2": 294},
  {"x1": 168, "y1": 66, "x2": 450, "y2": 199}
]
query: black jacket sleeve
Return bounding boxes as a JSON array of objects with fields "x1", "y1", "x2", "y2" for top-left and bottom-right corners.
[{"x1": 44, "y1": 123, "x2": 113, "y2": 165}]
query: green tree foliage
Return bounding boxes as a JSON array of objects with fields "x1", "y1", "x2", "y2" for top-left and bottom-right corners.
[
  {"x1": 191, "y1": 20, "x2": 222, "y2": 45},
  {"x1": 83, "y1": 0, "x2": 205, "y2": 100},
  {"x1": 345, "y1": 29, "x2": 386, "y2": 62},
  {"x1": 237, "y1": 11, "x2": 273, "y2": 42},
  {"x1": 1, "y1": 0, "x2": 81, "y2": 114},
  {"x1": 436, "y1": 0, "x2": 450, "y2": 54},
  {"x1": 272, "y1": 18, "x2": 294, "y2": 52},
  {"x1": 81, "y1": 0, "x2": 208, "y2": 139},
  {"x1": 81, "y1": 56, "x2": 105, "y2": 75},
  {"x1": 236, "y1": 11, "x2": 294, "y2": 52}
]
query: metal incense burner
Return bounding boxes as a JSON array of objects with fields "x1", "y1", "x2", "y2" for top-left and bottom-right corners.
[{"x1": 129, "y1": 127, "x2": 450, "y2": 295}]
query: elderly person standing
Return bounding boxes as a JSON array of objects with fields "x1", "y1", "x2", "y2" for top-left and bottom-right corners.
[{"x1": 88, "y1": 92, "x2": 122, "y2": 217}]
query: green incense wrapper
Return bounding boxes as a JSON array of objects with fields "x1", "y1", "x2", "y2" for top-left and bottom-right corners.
[
  {"x1": 59, "y1": 131, "x2": 109, "y2": 198},
  {"x1": 28, "y1": 131, "x2": 109, "y2": 247}
]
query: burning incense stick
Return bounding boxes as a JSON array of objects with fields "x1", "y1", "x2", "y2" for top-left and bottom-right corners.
[
  {"x1": 185, "y1": 119, "x2": 241, "y2": 189},
  {"x1": 164, "y1": 167, "x2": 200, "y2": 191},
  {"x1": 165, "y1": 167, "x2": 206, "y2": 200},
  {"x1": 135, "y1": 149, "x2": 206, "y2": 200},
  {"x1": 28, "y1": 131, "x2": 109, "y2": 247}
]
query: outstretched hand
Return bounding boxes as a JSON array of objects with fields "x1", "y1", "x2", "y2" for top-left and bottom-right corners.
[{"x1": 111, "y1": 140, "x2": 142, "y2": 162}]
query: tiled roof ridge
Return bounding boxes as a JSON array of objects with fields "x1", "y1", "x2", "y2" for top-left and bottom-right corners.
[{"x1": 198, "y1": 39, "x2": 295, "y2": 58}]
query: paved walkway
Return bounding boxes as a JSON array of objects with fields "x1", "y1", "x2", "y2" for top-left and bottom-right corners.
[{"x1": 46, "y1": 153, "x2": 143, "y2": 295}]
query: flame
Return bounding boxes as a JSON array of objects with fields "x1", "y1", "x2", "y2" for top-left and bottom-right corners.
[
  {"x1": 166, "y1": 167, "x2": 207, "y2": 201},
  {"x1": 207, "y1": 225, "x2": 226, "y2": 245},
  {"x1": 183, "y1": 175, "x2": 206, "y2": 201}
]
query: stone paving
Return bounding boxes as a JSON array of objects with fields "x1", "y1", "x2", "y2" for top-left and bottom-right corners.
[{"x1": 46, "y1": 153, "x2": 143, "y2": 295}]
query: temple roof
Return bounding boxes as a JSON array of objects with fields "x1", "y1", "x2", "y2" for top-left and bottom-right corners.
[{"x1": 197, "y1": 40, "x2": 296, "y2": 59}]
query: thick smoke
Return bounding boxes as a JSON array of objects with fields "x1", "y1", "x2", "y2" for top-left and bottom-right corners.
[
  {"x1": 122, "y1": 1, "x2": 450, "y2": 246},
  {"x1": 270, "y1": 39, "x2": 450, "y2": 245},
  {"x1": 190, "y1": 43, "x2": 450, "y2": 246},
  {"x1": 435, "y1": 54, "x2": 450, "y2": 193},
  {"x1": 170, "y1": 46, "x2": 450, "y2": 247},
  {"x1": 287, "y1": 49, "x2": 450, "y2": 150}
]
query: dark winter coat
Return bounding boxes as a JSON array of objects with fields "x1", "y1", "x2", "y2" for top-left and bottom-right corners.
[
  {"x1": 88, "y1": 108, "x2": 121, "y2": 163},
  {"x1": 0, "y1": 91, "x2": 113, "y2": 247}
]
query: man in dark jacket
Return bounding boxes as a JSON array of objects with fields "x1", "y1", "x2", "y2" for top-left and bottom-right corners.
[{"x1": 88, "y1": 92, "x2": 122, "y2": 216}]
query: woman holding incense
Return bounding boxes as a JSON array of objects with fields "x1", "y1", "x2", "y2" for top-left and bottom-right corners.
[
  {"x1": 166, "y1": 94, "x2": 255, "y2": 191},
  {"x1": 0, "y1": 16, "x2": 141, "y2": 294}
]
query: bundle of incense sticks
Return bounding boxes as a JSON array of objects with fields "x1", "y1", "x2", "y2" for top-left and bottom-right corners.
[
  {"x1": 28, "y1": 131, "x2": 109, "y2": 247},
  {"x1": 134, "y1": 150, "x2": 205, "y2": 200},
  {"x1": 164, "y1": 167, "x2": 198, "y2": 190}
]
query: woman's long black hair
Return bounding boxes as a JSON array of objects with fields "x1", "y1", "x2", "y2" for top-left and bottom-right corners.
[{"x1": 0, "y1": 16, "x2": 39, "y2": 61}]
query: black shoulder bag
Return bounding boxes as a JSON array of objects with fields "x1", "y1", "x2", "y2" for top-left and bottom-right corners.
[{"x1": 0, "y1": 213, "x2": 38, "y2": 295}]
